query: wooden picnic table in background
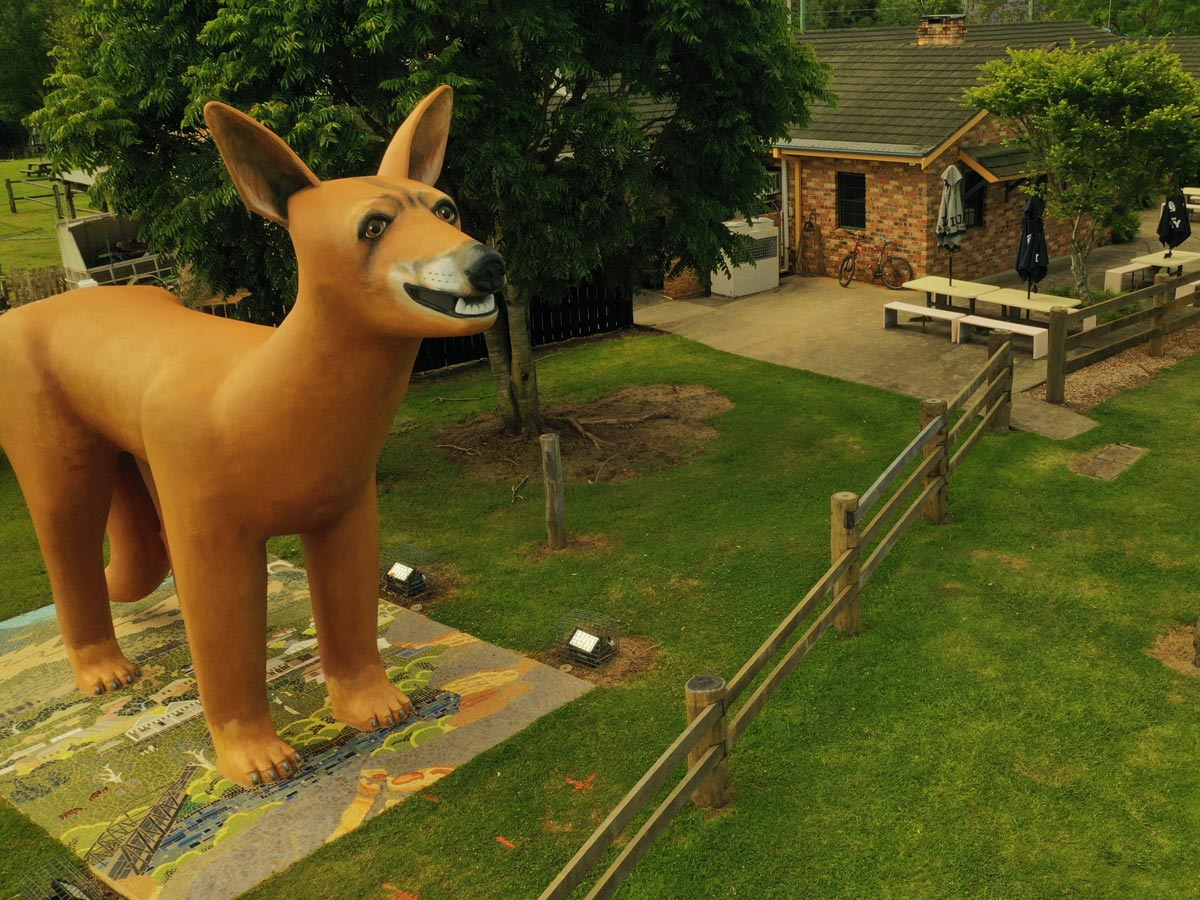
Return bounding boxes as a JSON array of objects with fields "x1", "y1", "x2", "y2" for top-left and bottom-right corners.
[{"x1": 20, "y1": 161, "x2": 53, "y2": 178}]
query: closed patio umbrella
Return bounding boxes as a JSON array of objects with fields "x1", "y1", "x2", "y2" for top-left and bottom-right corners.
[
  {"x1": 936, "y1": 164, "x2": 967, "y2": 284},
  {"x1": 1015, "y1": 194, "x2": 1048, "y2": 298},
  {"x1": 1156, "y1": 187, "x2": 1191, "y2": 257}
]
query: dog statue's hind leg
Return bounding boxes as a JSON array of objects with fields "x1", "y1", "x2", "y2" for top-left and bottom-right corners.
[
  {"x1": 105, "y1": 452, "x2": 171, "y2": 604},
  {"x1": 2, "y1": 420, "x2": 141, "y2": 695}
]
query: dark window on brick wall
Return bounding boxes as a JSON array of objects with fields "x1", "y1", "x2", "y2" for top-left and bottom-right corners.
[
  {"x1": 963, "y1": 170, "x2": 986, "y2": 228},
  {"x1": 836, "y1": 172, "x2": 867, "y2": 230}
]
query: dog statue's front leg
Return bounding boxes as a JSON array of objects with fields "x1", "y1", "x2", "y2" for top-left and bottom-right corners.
[
  {"x1": 168, "y1": 521, "x2": 299, "y2": 788},
  {"x1": 303, "y1": 480, "x2": 414, "y2": 731}
]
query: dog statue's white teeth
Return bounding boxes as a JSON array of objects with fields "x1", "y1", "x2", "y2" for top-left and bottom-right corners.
[{"x1": 454, "y1": 295, "x2": 496, "y2": 316}]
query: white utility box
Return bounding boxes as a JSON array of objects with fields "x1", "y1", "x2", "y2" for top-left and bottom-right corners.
[{"x1": 710, "y1": 217, "x2": 780, "y2": 298}]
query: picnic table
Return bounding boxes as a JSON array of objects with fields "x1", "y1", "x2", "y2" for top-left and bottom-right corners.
[
  {"x1": 1130, "y1": 249, "x2": 1200, "y2": 278},
  {"x1": 975, "y1": 288, "x2": 1082, "y2": 319},
  {"x1": 901, "y1": 275, "x2": 1001, "y2": 314},
  {"x1": 20, "y1": 161, "x2": 53, "y2": 178}
]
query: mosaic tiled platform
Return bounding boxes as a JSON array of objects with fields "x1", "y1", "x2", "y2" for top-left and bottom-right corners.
[{"x1": 0, "y1": 559, "x2": 590, "y2": 900}]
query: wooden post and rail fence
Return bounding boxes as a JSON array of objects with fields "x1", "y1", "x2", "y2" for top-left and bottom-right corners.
[
  {"x1": 0, "y1": 266, "x2": 68, "y2": 310},
  {"x1": 5, "y1": 176, "x2": 78, "y2": 219},
  {"x1": 538, "y1": 333, "x2": 1016, "y2": 900},
  {"x1": 1045, "y1": 268, "x2": 1200, "y2": 405}
]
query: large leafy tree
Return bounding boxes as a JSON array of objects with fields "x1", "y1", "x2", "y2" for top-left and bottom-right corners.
[
  {"x1": 1048, "y1": 0, "x2": 1200, "y2": 36},
  {"x1": 33, "y1": 0, "x2": 830, "y2": 434},
  {"x1": 0, "y1": 0, "x2": 66, "y2": 147},
  {"x1": 966, "y1": 41, "x2": 1200, "y2": 298}
]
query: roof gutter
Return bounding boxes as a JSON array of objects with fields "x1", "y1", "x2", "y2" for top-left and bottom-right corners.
[{"x1": 773, "y1": 145, "x2": 924, "y2": 164}]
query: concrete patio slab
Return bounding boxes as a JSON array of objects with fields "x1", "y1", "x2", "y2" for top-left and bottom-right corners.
[
  {"x1": 635, "y1": 277, "x2": 1094, "y2": 438},
  {"x1": 638, "y1": 208, "x2": 1200, "y2": 441}
]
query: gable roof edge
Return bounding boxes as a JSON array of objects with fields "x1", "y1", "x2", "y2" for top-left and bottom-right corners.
[{"x1": 920, "y1": 110, "x2": 990, "y2": 169}]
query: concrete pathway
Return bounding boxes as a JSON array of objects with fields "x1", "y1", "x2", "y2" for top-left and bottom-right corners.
[
  {"x1": 636, "y1": 209, "x2": 1200, "y2": 441},
  {"x1": 635, "y1": 278, "x2": 1096, "y2": 439}
]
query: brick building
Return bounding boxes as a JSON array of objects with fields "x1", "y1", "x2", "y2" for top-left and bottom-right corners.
[
  {"x1": 662, "y1": 17, "x2": 1200, "y2": 299},
  {"x1": 774, "y1": 16, "x2": 1132, "y2": 287}
]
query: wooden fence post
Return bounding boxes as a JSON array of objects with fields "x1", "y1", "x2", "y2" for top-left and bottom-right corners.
[
  {"x1": 1046, "y1": 306, "x2": 1069, "y2": 405},
  {"x1": 920, "y1": 399, "x2": 949, "y2": 524},
  {"x1": 987, "y1": 330, "x2": 1013, "y2": 433},
  {"x1": 5, "y1": 179, "x2": 15, "y2": 215},
  {"x1": 831, "y1": 491, "x2": 862, "y2": 635},
  {"x1": 684, "y1": 675, "x2": 730, "y2": 809},
  {"x1": 540, "y1": 433, "x2": 566, "y2": 550},
  {"x1": 1149, "y1": 272, "x2": 1170, "y2": 358}
]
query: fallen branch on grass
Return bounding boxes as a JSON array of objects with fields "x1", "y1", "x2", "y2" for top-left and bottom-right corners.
[{"x1": 511, "y1": 475, "x2": 529, "y2": 503}]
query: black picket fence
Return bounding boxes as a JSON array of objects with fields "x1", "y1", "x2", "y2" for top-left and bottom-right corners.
[{"x1": 412, "y1": 273, "x2": 634, "y2": 373}]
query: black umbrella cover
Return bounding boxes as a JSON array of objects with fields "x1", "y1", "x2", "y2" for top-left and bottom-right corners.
[
  {"x1": 1157, "y1": 190, "x2": 1192, "y2": 250},
  {"x1": 1016, "y1": 195, "x2": 1049, "y2": 285}
]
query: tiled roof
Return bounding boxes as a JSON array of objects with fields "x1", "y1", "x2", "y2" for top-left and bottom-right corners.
[
  {"x1": 781, "y1": 21, "x2": 1122, "y2": 157},
  {"x1": 1164, "y1": 36, "x2": 1200, "y2": 81}
]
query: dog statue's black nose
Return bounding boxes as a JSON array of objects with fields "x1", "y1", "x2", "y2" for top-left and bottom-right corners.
[{"x1": 465, "y1": 246, "x2": 506, "y2": 294}]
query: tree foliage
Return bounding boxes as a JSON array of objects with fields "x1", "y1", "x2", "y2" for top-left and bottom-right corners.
[
  {"x1": 966, "y1": 41, "x2": 1200, "y2": 297},
  {"x1": 0, "y1": 0, "x2": 67, "y2": 147},
  {"x1": 33, "y1": 0, "x2": 831, "y2": 430},
  {"x1": 1048, "y1": 0, "x2": 1200, "y2": 36}
]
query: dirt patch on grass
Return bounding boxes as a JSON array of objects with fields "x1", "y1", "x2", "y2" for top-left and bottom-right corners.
[
  {"x1": 1149, "y1": 624, "x2": 1200, "y2": 679},
  {"x1": 1024, "y1": 317, "x2": 1200, "y2": 411},
  {"x1": 536, "y1": 635, "x2": 661, "y2": 687},
  {"x1": 969, "y1": 549, "x2": 1033, "y2": 571},
  {"x1": 523, "y1": 533, "x2": 614, "y2": 562},
  {"x1": 438, "y1": 384, "x2": 732, "y2": 484}
]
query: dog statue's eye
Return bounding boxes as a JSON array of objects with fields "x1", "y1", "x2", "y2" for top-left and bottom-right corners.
[
  {"x1": 433, "y1": 202, "x2": 458, "y2": 224},
  {"x1": 361, "y1": 217, "x2": 389, "y2": 240}
]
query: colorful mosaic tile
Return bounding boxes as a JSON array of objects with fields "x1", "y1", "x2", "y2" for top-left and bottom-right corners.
[{"x1": 0, "y1": 560, "x2": 589, "y2": 900}]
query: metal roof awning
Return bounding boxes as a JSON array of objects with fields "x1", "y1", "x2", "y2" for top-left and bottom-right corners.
[{"x1": 959, "y1": 144, "x2": 1035, "y2": 182}]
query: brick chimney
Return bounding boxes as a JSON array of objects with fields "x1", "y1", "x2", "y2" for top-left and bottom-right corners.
[{"x1": 917, "y1": 13, "x2": 967, "y2": 46}]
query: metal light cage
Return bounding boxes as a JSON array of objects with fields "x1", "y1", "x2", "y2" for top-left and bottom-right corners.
[
  {"x1": 380, "y1": 560, "x2": 427, "y2": 599},
  {"x1": 20, "y1": 858, "x2": 111, "y2": 900},
  {"x1": 556, "y1": 610, "x2": 620, "y2": 668}
]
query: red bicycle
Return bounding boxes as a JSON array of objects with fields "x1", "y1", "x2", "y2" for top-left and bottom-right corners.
[{"x1": 836, "y1": 230, "x2": 914, "y2": 290}]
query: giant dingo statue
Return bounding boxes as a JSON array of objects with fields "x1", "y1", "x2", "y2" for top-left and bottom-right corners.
[{"x1": 0, "y1": 86, "x2": 503, "y2": 788}]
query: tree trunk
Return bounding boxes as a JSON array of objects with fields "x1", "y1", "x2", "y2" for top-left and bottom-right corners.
[
  {"x1": 483, "y1": 300, "x2": 519, "y2": 428},
  {"x1": 1069, "y1": 214, "x2": 1097, "y2": 301},
  {"x1": 484, "y1": 282, "x2": 544, "y2": 436}
]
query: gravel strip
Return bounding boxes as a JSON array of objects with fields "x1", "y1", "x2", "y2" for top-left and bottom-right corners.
[{"x1": 1025, "y1": 318, "x2": 1200, "y2": 411}]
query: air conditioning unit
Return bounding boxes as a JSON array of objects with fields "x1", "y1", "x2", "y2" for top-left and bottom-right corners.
[{"x1": 710, "y1": 217, "x2": 780, "y2": 298}]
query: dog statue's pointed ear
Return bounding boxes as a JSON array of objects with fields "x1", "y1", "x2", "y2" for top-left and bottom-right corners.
[
  {"x1": 204, "y1": 102, "x2": 320, "y2": 227},
  {"x1": 377, "y1": 86, "x2": 453, "y2": 186}
]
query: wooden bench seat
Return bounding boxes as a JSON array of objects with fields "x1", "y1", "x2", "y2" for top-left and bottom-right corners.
[
  {"x1": 884, "y1": 301, "x2": 966, "y2": 338},
  {"x1": 957, "y1": 315, "x2": 1047, "y2": 359},
  {"x1": 1104, "y1": 263, "x2": 1152, "y2": 294}
]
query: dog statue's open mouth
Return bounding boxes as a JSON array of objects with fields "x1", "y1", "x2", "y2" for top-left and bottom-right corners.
[{"x1": 405, "y1": 284, "x2": 496, "y2": 318}]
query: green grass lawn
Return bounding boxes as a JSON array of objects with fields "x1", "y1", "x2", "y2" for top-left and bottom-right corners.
[
  {"x1": 1, "y1": 331, "x2": 1198, "y2": 899},
  {"x1": 0, "y1": 158, "x2": 63, "y2": 272}
]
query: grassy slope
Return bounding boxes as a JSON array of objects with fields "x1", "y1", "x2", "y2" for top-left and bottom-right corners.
[
  {"x1": 0, "y1": 159, "x2": 62, "y2": 271},
  {"x1": 1, "y1": 331, "x2": 1198, "y2": 899}
]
